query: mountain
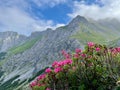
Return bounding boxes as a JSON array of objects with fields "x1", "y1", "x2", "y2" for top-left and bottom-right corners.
[
  {"x1": 108, "y1": 37, "x2": 120, "y2": 47},
  {"x1": 71, "y1": 17, "x2": 120, "y2": 44},
  {"x1": 0, "y1": 31, "x2": 27, "y2": 52},
  {"x1": 0, "y1": 15, "x2": 120, "y2": 90}
]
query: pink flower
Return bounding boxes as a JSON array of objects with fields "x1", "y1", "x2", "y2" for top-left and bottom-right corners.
[
  {"x1": 53, "y1": 59, "x2": 72, "y2": 68},
  {"x1": 81, "y1": 53, "x2": 86, "y2": 58},
  {"x1": 37, "y1": 74, "x2": 46, "y2": 80},
  {"x1": 54, "y1": 67, "x2": 62, "y2": 73},
  {"x1": 61, "y1": 50, "x2": 67, "y2": 55},
  {"x1": 116, "y1": 47, "x2": 120, "y2": 52},
  {"x1": 37, "y1": 83, "x2": 41, "y2": 86},
  {"x1": 88, "y1": 42, "x2": 94, "y2": 48},
  {"x1": 63, "y1": 59, "x2": 72, "y2": 65},
  {"x1": 64, "y1": 53, "x2": 71, "y2": 59},
  {"x1": 57, "y1": 61, "x2": 64, "y2": 67},
  {"x1": 52, "y1": 61, "x2": 58, "y2": 68},
  {"x1": 61, "y1": 50, "x2": 71, "y2": 59},
  {"x1": 111, "y1": 48, "x2": 118, "y2": 55},
  {"x1": 74, "y1": 53, "x2": 79, "y2": 58},
  {"x1": 96, "y1": 47, "x2": 100, "y2": 51},
  {"x1": 45, "y1": 68, "x2": 52, "y2": 73},
  {"x1": 30, "y1": 81, "x2": 37, "y2": 87},
  {"x1": 46, "y1": 88, "x2": 51, "y2": 90},
  {"x1": 75, "y1": 48, "x2": 82, "y2": 53}
]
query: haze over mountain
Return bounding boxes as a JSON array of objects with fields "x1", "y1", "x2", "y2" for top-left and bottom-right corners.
[{"x1": 0, "y1": 15, "x2": 120, "y2": 90}]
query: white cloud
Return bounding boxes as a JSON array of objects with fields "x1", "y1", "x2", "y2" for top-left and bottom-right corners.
[
  {"x1": 68, "y1": 0, "x2": 120, "y2": 20},
  {"x1": 55, "y1": 24, "x2": 65, "y2": 28},
  {"x1": 0, "y1": 6, "x2": 52, "y2": 35},
  {"x1": 0, "y1": 0, "x2": 68, "y2": 8},
  {"x1": 0, "y1": 0, "x2": 29, "y2": 10},
  {"x1": 32, "y1": 0, "x2": 68, "y2": 8},
  {"x1": 0, "y1": 0, "x2": 66, "y2": 36}
]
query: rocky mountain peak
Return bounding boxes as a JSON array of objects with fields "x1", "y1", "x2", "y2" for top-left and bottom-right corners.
[
  {"x1": 68, "y1": 15, "x2": 88, "y2": 28},
  {"x1": 46, "y1": 28, "x2": 52, "y2": 31},
  {"x1": 70, "y1": 15, "x2": 88, "y2": 23},
  {"x1": 30, "y1": 28, "x2": 52, "y2": 39},
  {"x1": 0, "y1": 31, "x2": 17, "y2": 37}
]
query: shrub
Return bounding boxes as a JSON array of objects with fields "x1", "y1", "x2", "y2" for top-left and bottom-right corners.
[{"x1": 30, "y1": 42, "x2": 120, "y2": 90}]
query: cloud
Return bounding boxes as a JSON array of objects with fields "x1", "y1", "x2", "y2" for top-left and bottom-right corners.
[
  {"x1": 0, "y1": 0, "x2": 66, "y2": 36},
  {"x1": 3, "y1": 0, "x2": 120, "y2": 36},
  {"x1": 68, "y1": 0, "x2": 120, "y2": 20},
  {"x1": 0, "y1": 6, "x2": 53, "y2": 35},
  {"x1": 31, "y1": 0, "x2": 68, "y2": 8}
]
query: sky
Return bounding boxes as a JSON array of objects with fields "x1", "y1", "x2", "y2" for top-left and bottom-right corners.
[{"x1": 0, "y1": 0, "x2": 120, "y2": 36}]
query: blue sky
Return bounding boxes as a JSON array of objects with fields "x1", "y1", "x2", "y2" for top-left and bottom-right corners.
[{"x1": 0, "y1": 0, "x2": 120, "y2": 36}]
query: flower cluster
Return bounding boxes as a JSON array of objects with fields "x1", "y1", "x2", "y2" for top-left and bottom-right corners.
[
  {"x1": 61, "y1": 50, "x2": 71, "y2": 59},
  {"x1": 52, "y1": 59, "x2": 72, "y2": 68},
  {"x1": 30, "y1": 58, "x2": 73, "y2": 90},
  {"x1": 30, "y1": 42, "x2": 120, "y2": 90},
  {"x1": 88, "y1": 42, "x2": 94, "y2": 48},
  {"x1": 30, "y1": 74, "x2": 46, "y2": 88},
  {"x1": 110, "y1": 47, "x2": 120, "y2": 55}
]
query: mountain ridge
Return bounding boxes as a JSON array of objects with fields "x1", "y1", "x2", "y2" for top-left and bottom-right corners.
[{"x1": 0, "y1": 15, "x2": 120, "y2": 90}]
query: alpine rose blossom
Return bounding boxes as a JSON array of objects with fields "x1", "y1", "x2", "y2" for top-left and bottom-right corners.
[
  {"x1": 61, "y1": 50, "x2": 67, "y2": 55},
  {"x1": 30, "y1": 81, "x2": 37, "y2": 87},
  {"x1": 63, "y1": 59, "x2": 72, "y2": 65},
  {"x1": 116, "y1": 47, "x2": 120, "y2": 52},
  {"x1": 54, "y1": 67, "x2": 62, "y2": 73},
  {"x1": 75, "y1": 48, "x2": 82, "y2": 53},
  {"x1": 74, "y1": 53, "x2": 79, "y2": 58},
  {"x1": 96, "y1": 47, "x2": 100, "y2": 51},
  {"x1": 52, "y1": 61, "x2": 58, "y2": 68},
  {"x1": 37, "y1": 74, "x2": 46, "y2": 80},
  {"x1": 61, "y1": 50, "x2": 71, "y2": 59},
  {"x1": 88, "y1": 42, "x2": 94, "y2": 48},
  {"x1": 46, "y1": 88, "x2": 51, "y2": 90},
  {"x1": 81, "y1": 53, "x2": 86, "y2": 58},
  {"x1": 45, "y1": 68, "x2": 52, "y2": 73},
  {"x1": 64, "y1": 53, "x2": 71, "y2": 59},
  {"x1": 57, "y1": 61, "x2": 64, "y2": 67}
]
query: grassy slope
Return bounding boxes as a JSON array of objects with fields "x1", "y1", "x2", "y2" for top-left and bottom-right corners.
[
  {"x1": 0, "y1": 36, "x2": 44, "y2": 90},
  {"x1": 9, "y1": 36, "x2": 42, "y2": 55},
  {"x1": 71, "y1": 23, "x2": 120, "y2": 45},
  {"x1": 0, "y1": 36, "x2": 42, "y2": 66},
  {"x1": 108, "y1": 37, "x2": 120, "y2": 47}
]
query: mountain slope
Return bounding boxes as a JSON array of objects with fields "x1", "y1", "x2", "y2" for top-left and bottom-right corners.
[
  {"x1": 0, "y1": 15, "x2": 120, "y2": 90},
  {"x1": 108, "y1": 37, "x2": 120, "y2": 47},
  {"x1": 71, "y1": 17, "x2": 120, "y2": 44},
  {"x1": 0, "y1": 31, "x2": 27, "y2": 52}
]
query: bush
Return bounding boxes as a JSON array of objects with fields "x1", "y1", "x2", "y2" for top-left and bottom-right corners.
[{"x1": 30, "y1": 42, "x2": 120, "y2": 90}]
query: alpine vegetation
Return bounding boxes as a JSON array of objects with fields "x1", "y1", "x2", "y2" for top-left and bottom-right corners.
[{"x1": 30, "y1": 42, "x2": 120, "y2": 90}]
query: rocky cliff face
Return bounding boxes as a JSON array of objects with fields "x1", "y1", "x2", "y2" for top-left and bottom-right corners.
[
  {"x1": 0, "y1": 31, "x2": 27, "y2": 52},
  {"x1": 0, "y1": 15, "x2": 120, "y2": 90},
  {"x1": 1, "y1": 17, "x2": 83, "y2": 82}
]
